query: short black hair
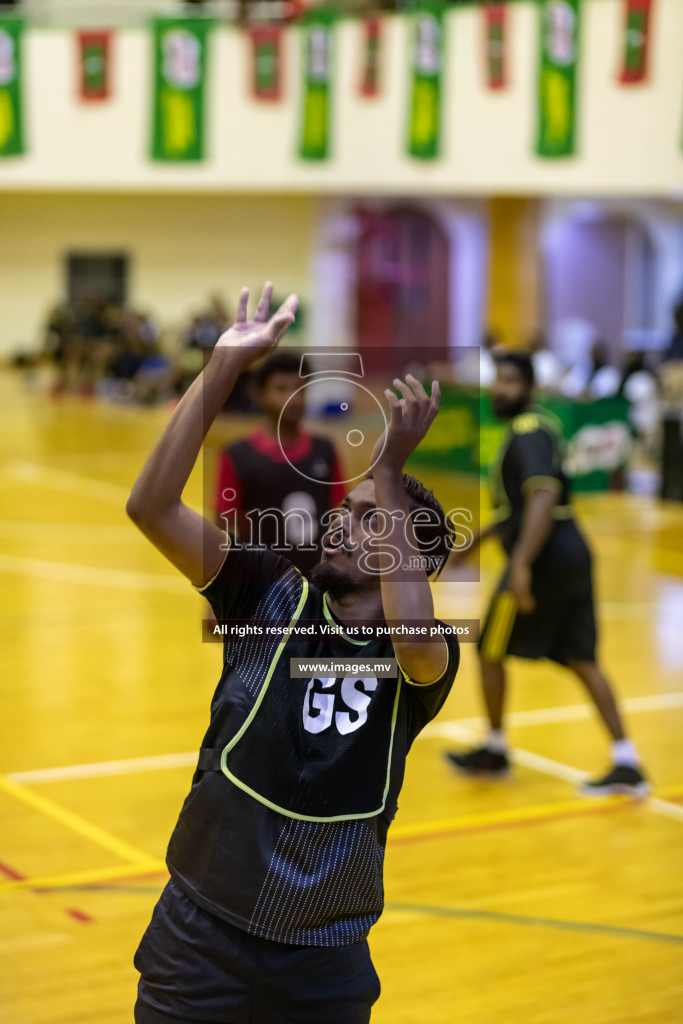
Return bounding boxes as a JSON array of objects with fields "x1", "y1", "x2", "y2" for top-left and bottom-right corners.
[
  {"x1": 366, "y1": 471, "x2": 454, "y2": 578},
  {"x1": 255, "y1": 351, "x2": 310, "y2": 389},
  {"x1": 494, "y1": 350, "x2": 535, "y2": 386}
]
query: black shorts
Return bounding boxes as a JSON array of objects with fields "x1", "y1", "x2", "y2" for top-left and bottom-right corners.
[
  {"x1": 479, "y1": 528, "x2": 597, "y2": 666},
  {"x1": 134, "y1": 880, "x2": 381, "y2": 1024}
]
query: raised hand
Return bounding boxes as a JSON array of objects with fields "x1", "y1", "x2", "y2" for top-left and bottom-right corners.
[
  {"x1": 372, "y1": 374, "x2": 441, "y2": 472},
  {"x1": 215, "y1": 282, "x2": 298, "y2": 364}
]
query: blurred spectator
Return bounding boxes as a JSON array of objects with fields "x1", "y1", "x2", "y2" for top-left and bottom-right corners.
[
  {"x1": 527, "y1": 329, "x2": 562, "y2": 391},
  {"x1": 562, "y1": 338, "x2": 619, "y2": 399},
  {"x1": 661, "y1": 297, "x2": 683, "y2": 363},
  {"x1": 479, "y1": 329, "x2": 499, "y2": 388},
  {"x1": 170, "y1": 295, "x2": 231, "y2": 395}
]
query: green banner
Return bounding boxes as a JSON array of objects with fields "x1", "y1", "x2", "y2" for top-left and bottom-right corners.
[
  {"x1": 151, "y1": 18, "x2": 210, "y2": 162},
  {"x1": 407, "y1": 8, "x2": 444, "y2": 160},
  {"x1": 409, "y1": 387, "x2": 632, "y2": 494},
  {"x1": 536, "y1": 0, "x2": 581, "y2": 158},
  {"x1": 299, "y1": 15, "x2": 335, "y2": 161},
  {"x1": 0, "y1": 18, "x2": 25, "y2": 157}
]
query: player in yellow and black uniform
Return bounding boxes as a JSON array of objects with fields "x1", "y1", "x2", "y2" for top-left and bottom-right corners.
[{"x1": 446, "y1": 351, "x2": 649, "y2": 797}]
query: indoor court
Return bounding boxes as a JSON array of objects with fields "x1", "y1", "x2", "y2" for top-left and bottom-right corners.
[
  {"x1": 1, "y1": 369, "x2": 682, "y2": 1024},
  {"x1": 2, "y1": 0, "x2": 683, "y2": 1021}
]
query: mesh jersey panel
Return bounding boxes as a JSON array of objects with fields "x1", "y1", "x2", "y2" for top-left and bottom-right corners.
[{"x1": 167, "y1": 547, "x2": 458, "y2": 946}]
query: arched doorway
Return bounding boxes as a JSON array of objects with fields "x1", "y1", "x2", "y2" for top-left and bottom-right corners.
[
  {"x1": 543, "y1": 209, "x2": 656, "y2": 360},
  {"x1": 355, "y1": 206, "x2": 450, "y2": 376}
]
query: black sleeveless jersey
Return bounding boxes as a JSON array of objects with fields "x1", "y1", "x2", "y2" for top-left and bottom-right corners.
[
  {"x1": 166, "y1": 545, "x2": 459, "y2": 947},
  {"x1": 226, "y1": 435, "x2": 339, "y2": 576},
  {"x1": 491, "y1": 410, "x2": 575, "y2": 554}
]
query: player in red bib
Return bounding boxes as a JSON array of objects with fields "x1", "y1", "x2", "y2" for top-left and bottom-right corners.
[{"x1": 215, "y1": 351, "x2": 346, "y2": 576}]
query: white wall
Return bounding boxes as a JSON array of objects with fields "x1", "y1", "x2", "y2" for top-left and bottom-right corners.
[
  {"x1": 0, "y1": 193, "x2": 317, "y2": 352},
  {"x1": 1, "y1": 0, "x2": 682, "y2": 194}
]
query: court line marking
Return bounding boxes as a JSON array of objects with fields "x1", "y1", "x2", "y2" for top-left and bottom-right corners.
[
  {"x1": 384, "y1": 901, "x2": 683, "y2": 946},
  {"x1": 0, "y1": 774, "x2": 160, "y2": 867},
  {"x1": 436, "y1": 723, "x2": 683, "y2": 825},
  {"x1": 6, "y1": 460, "x2": 132, "y2": 504},
  {"x1": 390, "y1": 795, "x2": 633, "y2": 842},
  {"x1": 0, "y1": 857, "x2": 94, "y2": 924},
  {"x1": 20, "y1": 878, "x2": 683, "y2": 948},
  {"x1": 4, "y1": 787, "x2": 683, "y2": 896},
  {"x1": 0, "y1": 553, "x2": 187, "y2": 593},
  {"x1": 8, "y1": 691, "x2": 683, "y2": 785},
  {"x1": 0, "y1": 520, "x2": 141, "y2": 543},
  {"x1": 4, "y1": 461, "x2": 203, "y2": 517},
  {"x1": 0, "y1": 860, "x2": 168, "y2": 895},
  {"x1": 422, "y1": 690, "x2": 683, "y2": 736},
  {"x1": 8, "y1": 751, "x2": 199, "y2": 784}
]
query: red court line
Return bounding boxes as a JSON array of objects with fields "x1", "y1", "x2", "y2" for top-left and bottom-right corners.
[
  {"x1": 0, "y1": 857, "x2": 95, "y2": 924},
  {"x1": 389, "y1": 799, "x2": 633, "y2": 847}
]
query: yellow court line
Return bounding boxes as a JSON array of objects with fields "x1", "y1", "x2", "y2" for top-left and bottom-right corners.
[
  {"x1": 655, "y1": 782, "x2": 683, "y2": 800},
  {"x1": 390, "y1": 794, "x2": 632, "y2": 841},
  {"x1": 0, "y1": 859, "x2": 167, "y2": 894},
  {"x1": 0, "y1": 774, "x2": 157, "y2": 867}
]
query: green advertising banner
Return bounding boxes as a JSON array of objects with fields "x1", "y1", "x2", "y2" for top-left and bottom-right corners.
[
  {"x1": 299, "y1": 14, "x2": 335, "y2": 161},
  {"x1": 151, "y1": 18, "x2": 210, "y2": 162},
  {"x1": 536, "y1": 0, "x2": 581, "y2": 158},
  {"x1": 0, "y1": 18, "x2": 25, "y2": 157},
  {"x1": 407, "y1": 7, "x2": 444, "y2": 160},
  {"x1": 409, "y1": 386, "x2": 632, "y2": 494}
]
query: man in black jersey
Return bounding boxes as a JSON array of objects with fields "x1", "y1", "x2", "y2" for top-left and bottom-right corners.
[
  {"x1": 446, "y1": 351, "x2": 649, "y2": 797},
  {"x1": 127, "y1": 282, "x2": 459, "y2": 1024}
]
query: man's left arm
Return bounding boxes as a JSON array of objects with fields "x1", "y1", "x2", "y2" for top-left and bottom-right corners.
[
  {"x1": 507, "y1": 429, "x2": 562, "y2": 613},
  {"x1": 371, "y1": 376, "x2": 449, "y2": 685}
]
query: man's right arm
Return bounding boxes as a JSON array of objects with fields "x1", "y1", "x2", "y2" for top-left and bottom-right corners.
[{"x1": 126, "y1": 283, "x2": 297, "y2": 587}]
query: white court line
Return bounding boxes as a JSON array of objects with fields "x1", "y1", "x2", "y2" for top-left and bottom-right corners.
[
  {"x1": 9, "y1": 752, "x2": 199, "y2": 784},
  {"x1": 0, "y1": 553, "x2": 187, "y2": 593},
  {"x1": 4, "y1": 459, "x2": 203, "y2": 518},
  {"x1": 422, "y1": 691, "x2": 683, "y2": 736},
  {"x1": 436, "y1": 722, "x2": 683, "y2": 825},
  {"x1": 6, "y1": 460, "x2": 131, "y2": 504},
  {"x1": 8, "y1": 692, "x2": 682, "y2": 785},
  {"x1": 0, "y1": 520, "x2": 139, "y2": 543}
]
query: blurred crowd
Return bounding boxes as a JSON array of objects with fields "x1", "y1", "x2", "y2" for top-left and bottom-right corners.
[
  {"x1": 471, "y1": 297, "x2": 683, "y2": 453},
  {"x1": 42, "y1": 294, "x2": 233, "y2": 405},
  {"x1": 37, "y1": 291, "x2": 683, "y2": 446}
]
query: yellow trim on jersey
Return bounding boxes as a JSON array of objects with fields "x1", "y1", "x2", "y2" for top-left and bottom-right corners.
[
  {"x1": 521, "y1": 475, "x2": 562, "y2": 498},
  {"x1": 322, "y1": 592, "x2": 370, "y2": 646},
  {"x1": 193, "y1": 536, "x2": 232, "y2": 592},
  {"x1": 219, "y1": 574, "x2": 403, "y2": 822},
  {"x1": 482, "y1": 593, "x2": 516, "y2": 660},
  {"x1": 397, "y1": 636, "x2": 450, "y2": 687},
  {"x1": 511, "y1": 413, "x2": 540, "y2": 434}
]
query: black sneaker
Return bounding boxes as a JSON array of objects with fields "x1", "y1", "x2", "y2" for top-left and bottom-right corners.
[
  {"x1": 445, "y1": 746, "x2": 510, "y2": 777},
  {"x1": 579, "y1": 764, "x2": 650, "y2": 799}
]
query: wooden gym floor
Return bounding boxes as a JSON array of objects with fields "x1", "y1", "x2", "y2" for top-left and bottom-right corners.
[{"x1": 1, "y1": 370, "x2": 682, "y2": 1024}]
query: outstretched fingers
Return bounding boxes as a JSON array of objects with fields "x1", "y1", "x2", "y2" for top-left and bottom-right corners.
[
  {"x1": 424, "y1": 380, "x2": 441, "y2": 428},
  {"x1": 254, "y1": 281, "x2": 274, "y2": 323},
  {"x1": 265, "y1": 293, "x2": 298, "y2": 345},
  {"x1": 236, "y1": 287, "x2": 250, "y2": 323}
]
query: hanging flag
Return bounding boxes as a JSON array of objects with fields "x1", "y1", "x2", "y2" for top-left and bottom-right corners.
[
  {"x1": 536, "y1": 0, "x2": 581, "y2": 158},
  {"x1": 299, "y1": 14, "x2": 334, "y2": 161},
  {"x1": 359, "y1": 18, "x2": 382, "y2": 98},
  {"x1": 483, "y1": 3, "x2": 508, "y2": 91},
  {"x1": 407, "y1": 7, "x2": 444, "y2": 160},
  {"x1": 0, "y1": 17, "x2": 25, "y2": 157},
  {"x1": 250, "y1": 26, "x2": 283, "y2": 101},
  {"x1": 619, "y1": 0, "x2": 653, "y2": 85},
  {"x1": 151, "y1": 18, "x2": 211, "y2": 162},
  {"x1": 77, "y1": 30, "x2": 113, "y2": 102}
]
